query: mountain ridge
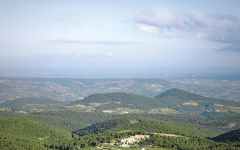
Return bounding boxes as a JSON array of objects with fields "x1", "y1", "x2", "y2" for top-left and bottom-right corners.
[
  {"x1": 213, "y1": 128, "x2": 240, "y2": 143},
  {"x1": 155, "y1": 88, "x2": 240, "y2": 111},
  {"x1": 70, "y1": 92, "x2": 160, "y2": 109}
]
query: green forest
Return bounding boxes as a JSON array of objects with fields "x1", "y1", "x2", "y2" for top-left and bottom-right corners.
[{"x1": 0, "y1": 89, "x2": 240, "y2": 150}]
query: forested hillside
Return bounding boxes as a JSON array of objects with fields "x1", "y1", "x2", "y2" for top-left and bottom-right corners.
[
  {"x1": 0, "y1": 89, "x2": 239, "y2": 149},
  {"x1": 213, "y1": 128, "x2": 240, "y2": 143},
  {"x1": 155, "y1": 88, "x2": 240, "y2": 107},
  {"x1": 75, "y1": 117, "x2": 222, "y2": 137},
  {"x1": 0, "y1": 113, "x2": 73, "y2": 150},
  {"x1": 71, "y1": 92, "x2": 160, "y2": 109}
]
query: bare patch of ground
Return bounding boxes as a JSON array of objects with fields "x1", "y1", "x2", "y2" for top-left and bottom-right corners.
[{"x1": 183, "y1": 101, "x2": 199, "y2": 106}]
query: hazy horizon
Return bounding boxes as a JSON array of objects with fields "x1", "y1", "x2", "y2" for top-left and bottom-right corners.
[
  {"x1": 0, "y1": 67, "x2": 240, "y2": 78},
  {"x1": 1, "y1": 0, "x2": 240, "y2": 78}
]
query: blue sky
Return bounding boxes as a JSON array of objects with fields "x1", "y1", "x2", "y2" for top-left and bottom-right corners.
[{"x1": 0, "y1": 0, "x2": 240, "y2": 77}]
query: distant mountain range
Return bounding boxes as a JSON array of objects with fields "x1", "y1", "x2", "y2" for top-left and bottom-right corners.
[
  {"x1": 69, "y1": 88, "x2": 240, "y2": 114},
  {"x1": 1, "y1": 78, "x2": 240, "y2": 102},
  {"x1": 1, "y1": 88, "x2": 239, "y2": 115}
]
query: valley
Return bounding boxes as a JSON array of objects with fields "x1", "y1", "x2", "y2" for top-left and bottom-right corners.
[{"x1": 0, "y1": 77, "x2": 240, "y2": 149}]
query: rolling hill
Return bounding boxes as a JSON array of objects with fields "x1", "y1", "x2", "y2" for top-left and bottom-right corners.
[
  {"x1": 155, "y1": 88, "x2": 240, "y2": 113},
  {"x1": 68, "y1": 89, "x2": 240, "y2": 115},
  {"x1": 74, "y1": 117, "x2": 238, "y2": 149},
  {"x1": 213, "y1": 128, "x2": 240, "y2": 143},
  {"x1": 66, "y1": 89, "x2": 240, "y2": 116},
  {"x1": 74, "y1": 116, "x2": 222, "y2": 137},
  {"x1": 70, "y1": 92, "x2": 161, "y2": 110},
  {"x1": 156, "y1": 88, "x2": 240, "y2": 105}
]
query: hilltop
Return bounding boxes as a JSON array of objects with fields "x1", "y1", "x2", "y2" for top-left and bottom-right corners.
[
  {"x1": 155, "y1": 88, "x2": 240, "y2": 113},
  {"x1": 68, "y1": 89, "x2": 240, "y2": 115},
  {"x1": 70, "y1": 92, "x2": 161, "y2": 110},
  {"x1": 156, "y1": 88, "x2": 239, "y2": 106},
  {"x1": 74, "y1": 116, "x2": 221, "y2": 137},
  {"x1": 74, "y1": 117, "x2": 237, "y2": 150}
]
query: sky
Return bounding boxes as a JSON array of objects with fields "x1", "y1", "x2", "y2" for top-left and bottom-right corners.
[{"x1": 0, "y1": 0, "x2": 240, "y2": 77}]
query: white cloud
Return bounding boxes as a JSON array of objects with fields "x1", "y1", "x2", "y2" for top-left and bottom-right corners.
[
  {"x1": 136, "y1": 23, "x2": 159, "y2": 34},
  {"x1": 136, "y1": 8, "x2": 240, "y2": 51}
]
